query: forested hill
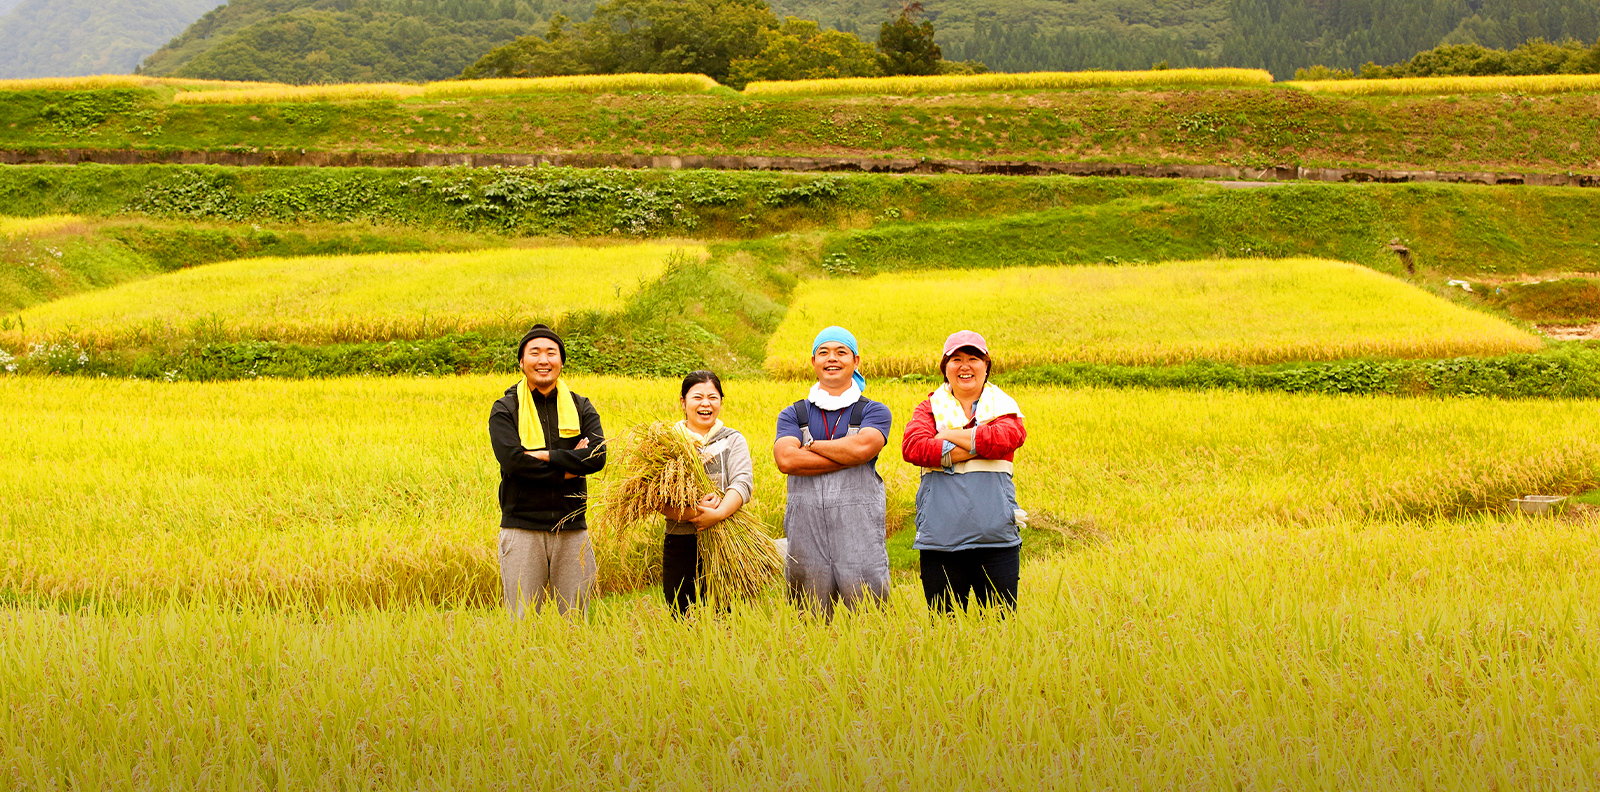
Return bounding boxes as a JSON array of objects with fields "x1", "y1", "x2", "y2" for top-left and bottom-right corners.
[
  {"x1": 0, "y1": 0, "x2": 218, "y2": 79},
  {"x1": 138, "y1": 0, "x2": 593, "y2": 83},
  {"x1": 139, "y1": 0, "x2": 1600, "y2": 83},
  {"x1": 781, "y1": 0, "x2": 1600, "y2": 78}
]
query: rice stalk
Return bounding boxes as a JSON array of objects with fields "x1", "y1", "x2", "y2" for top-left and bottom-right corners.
[{"x1": 594, "y1": 422, "x2": 782, "y2": 604}]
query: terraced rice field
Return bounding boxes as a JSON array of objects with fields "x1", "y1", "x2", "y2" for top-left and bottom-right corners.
[
  {"x1": 767, "y1": 258, "x2": 1542, "y2": 376},
  {"x1": 7, "y1": 243, "x2": 702, "y2": 345}
]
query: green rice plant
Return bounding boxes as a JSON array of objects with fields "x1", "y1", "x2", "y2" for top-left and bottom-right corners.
[
  {"x1": 742, "y1": 68, "x2": 1274, "y2": 97},
  {"x1": 3, "y1": 518, "x2": 1598, "y2": 788},
  {"x1": 766, "y1": 258, "x2": 1543, "y2": 376},
  {"x1": 1285, "y1": 73, "x2": 1600, "y2": 95},
  {"x1": 3, "y1": 376, "x2": 1598, "y2": 606},
  {"x1": 6, "y1": 243, "x2": 704, "y2": 347}
]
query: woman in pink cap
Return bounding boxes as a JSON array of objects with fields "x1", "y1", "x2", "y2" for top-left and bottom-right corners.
[{"x1": 900, "y1": 330, "x2": 1027, "y2": 612}]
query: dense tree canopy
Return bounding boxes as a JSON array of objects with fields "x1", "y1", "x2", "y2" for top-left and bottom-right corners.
[
  {"x1": 773, "y1": 0, "x2": 1600, "y2": 79},
  {"x1": 65, "y1": 0, "x2": 1600, "y2": 84},
  {"x1": 139, "y1": 0, "x2": 594, "y2": 81},
  {"x1": 727, "y1": 17, "x2": 882, "y2": 84},
  {"x1": 462, "y1": 0, "x2": 780, "y2": 84},
  {"x1": 0, "y1": 0, "x2": 217, "y2": 79}
]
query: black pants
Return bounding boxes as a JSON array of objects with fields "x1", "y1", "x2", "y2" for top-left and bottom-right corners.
[
  {"x1": 662, "y1": 533, "x2": 702, "y2": 615},
  {"x1": 920, "y1": 545, "x2": 1020, "y2": 613}
]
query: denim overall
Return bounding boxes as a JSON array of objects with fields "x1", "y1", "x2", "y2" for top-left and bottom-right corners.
[{"x1": 783, "y1": 399, "x2": 891, "y2": 619}]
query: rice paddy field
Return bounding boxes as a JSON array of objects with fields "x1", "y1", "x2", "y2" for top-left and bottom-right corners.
[
  {"x1": 2, "y1": 373, "x2": 1599, "y2": 788},
  {"x1": 5, "y1": 375, "x2": 1598, "y2": 606},
  {"x1": 741, "y1": 68, "x2": 1275, "y2": 96},
  {"x1": 767, "y1": 258, "x2": 1543, "y2": 376},
  {"x1": 1286, "y1": 73, "x2": 1600, "y2": 95},
  {"x1": 0, "y1": 214, "x2": 79, "y2": 238},
  {"x1": 5, "y1": 243, "x2": 701, "y2": 346}
]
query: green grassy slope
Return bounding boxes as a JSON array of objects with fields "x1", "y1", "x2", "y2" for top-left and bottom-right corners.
[
  {"x1": 2, "y1": 167, "x2": 1596, "y2": 391},
  {"x1": 3, "y1": 87, "x2": 1600, "y2": 173}
]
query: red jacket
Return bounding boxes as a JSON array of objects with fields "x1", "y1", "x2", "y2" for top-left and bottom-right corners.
[{"x1": 901, "y1": 396, "x2": 1026, "y2": 468}]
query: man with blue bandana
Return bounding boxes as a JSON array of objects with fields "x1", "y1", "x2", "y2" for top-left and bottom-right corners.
[{"x1": 773, "y1": 326, "x2": 893, "y2": 619}]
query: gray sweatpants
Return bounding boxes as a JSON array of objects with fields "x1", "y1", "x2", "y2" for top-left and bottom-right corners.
[{"x1": 498, "y1": 528, "x2": 596, "y2": 617}]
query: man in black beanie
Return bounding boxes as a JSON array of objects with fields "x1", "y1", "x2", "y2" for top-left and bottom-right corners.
[{"x1": 488, "y1": 323, "x2": 607, "y2": 616}]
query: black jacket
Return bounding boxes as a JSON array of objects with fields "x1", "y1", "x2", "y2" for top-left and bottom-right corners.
[{"x1": 489, "y1": 382, "x2": 607, "y2": 531}]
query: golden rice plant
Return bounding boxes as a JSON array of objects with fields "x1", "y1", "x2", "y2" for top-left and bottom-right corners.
[
  {"x1": 6, "y1": 244, "x2": 702, "y2": 348},
  {"x1": 171, "y1": 73, "x2": 721, "y2": 105},
  {"x1": 765, "y1": 257, "x2": 1543, "y2": 376},
  {"x1": 423, "y1": 73, "x2": 721, "y2": 99},
  {"x1": 0, "y1": 75, "x2": 151, "y2": 91},
  {"x1": 0, "y1": 75, "x2": 288, "y2": 93},
  {"x1": 1286, "y1": 73, "x2": 1600, "y2": 96},
  {"x1": 593, "y1": 421, "x2": 783, "y2": 606},
  {"x1": 173, "y1": 82, "x2": 424, "y2": 104},
  {"x1": 743, "y1": 68, "x2": 1274, "y2": 97},
  {"x1": 5, "y1": 375, "x2": 1600, "y2": 607},
  {"x1": 0, "y1": 214, "x2": 80, "y2": 238}
]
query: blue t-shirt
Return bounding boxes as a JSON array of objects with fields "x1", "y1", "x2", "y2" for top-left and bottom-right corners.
[{"x1": 775, "y1": 398, "x2": 894, "y2": 472}]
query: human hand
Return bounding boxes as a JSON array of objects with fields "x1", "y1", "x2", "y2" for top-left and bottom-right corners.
[
  {"x1": 527, "y1": 450, "x2": 551, "y2": 461},
  {"x1": 576, "y1": 437, "x2": 590, "y2": 449}
]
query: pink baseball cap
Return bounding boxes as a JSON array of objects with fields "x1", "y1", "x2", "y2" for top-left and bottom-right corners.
[{"x1": 942, "y1": 330, "x2": 989, "y2": 357}]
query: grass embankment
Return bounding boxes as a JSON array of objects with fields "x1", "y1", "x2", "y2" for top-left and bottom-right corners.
[
  {"x1": 769, "y1": 258, "x2": 1541, "y2": 374},
  {"x1": 5, "y1": 167, "x2": 1596, "y2": 278},
  {"x1": 4, "y1": 376, "x2": 1598, "y2": 606},
  {"x1": 9, "y1": 244, "x2": 700, "y2": 347},
  {"x1": 3, "y1": 172, "x2": 1596, "y2": 386},
  {"x1": 8, "y1": 522, "x2": 1599, "y2": 789},
  {"x1": 2, "y1": 83, "x2": 1599, "y2": 172}
]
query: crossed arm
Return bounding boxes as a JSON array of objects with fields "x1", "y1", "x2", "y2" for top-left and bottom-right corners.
[{"x1": 773, "y1": 429, "x2": 886, "y2": 476}]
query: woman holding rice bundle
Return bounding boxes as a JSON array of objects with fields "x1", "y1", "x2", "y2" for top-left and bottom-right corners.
[
  {"x1": 901, "y1": 330, "x2": 1027, "y2": 612},
  {"x1": 659, "y1": 371, "x2": 755, "y2": 615}
]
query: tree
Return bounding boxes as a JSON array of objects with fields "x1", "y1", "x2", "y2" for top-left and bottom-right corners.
[
  {"x1": 726, "y1": 17, "x2": 881, "y2": 87},
  {"x1": 580, "y1": 0, "x2": 776, "y2": 83},
  {"x1": 460, "y1": 13, "x2": 583, "y2": 77},
  {"x1": 463, "y1": 0, "x2": 775, "y2": 84},
  {"x1": 876, "y1": 1, "x2": 941, "y2": 76}
]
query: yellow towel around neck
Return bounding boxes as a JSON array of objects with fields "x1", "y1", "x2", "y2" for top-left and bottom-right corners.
[{"x1": 517, "y1": 377, "x2": 582, "y2": 450}]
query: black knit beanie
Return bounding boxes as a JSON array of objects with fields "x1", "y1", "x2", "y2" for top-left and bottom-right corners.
[{"x1": 516, "y1": 324, "x2": 564, "y2": 362}]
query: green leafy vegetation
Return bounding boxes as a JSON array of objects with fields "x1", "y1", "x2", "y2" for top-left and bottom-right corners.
[{"x1": 1299, "y1": 37, "x2": 1600, "y2": 80}]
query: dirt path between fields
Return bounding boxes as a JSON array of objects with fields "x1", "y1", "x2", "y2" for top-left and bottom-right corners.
[{"x1": 3, "y1": 148, "x2": 1598, "y2": 187}]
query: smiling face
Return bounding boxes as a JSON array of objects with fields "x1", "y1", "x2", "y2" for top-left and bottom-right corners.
[
  {"x1": 944, "y1": 348, "x2": 988, "y2": 397},
  {"x1": 681, "y1": 380, "x2": 723, "y2": 433},
  {"x1": 811, "y1": 341, "x2": 859, "y2": 395},
  {"x1": 519, "y1": 338, "x2": 562, "y2": 393}
]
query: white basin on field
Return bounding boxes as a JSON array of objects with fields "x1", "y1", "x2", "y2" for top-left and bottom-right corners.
[{"x1": 1512, "y1": 495, "x2": 1567, "y2": 515}]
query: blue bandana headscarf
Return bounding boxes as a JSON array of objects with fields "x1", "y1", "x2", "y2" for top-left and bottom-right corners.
[{"x1": 812, "y1": 325, "x2": 866, "y2": 392}]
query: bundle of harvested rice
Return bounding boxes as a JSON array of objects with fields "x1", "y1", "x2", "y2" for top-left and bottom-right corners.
[{"x1": 594, "y1": 422, "x2": 783, "y2": 606}]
